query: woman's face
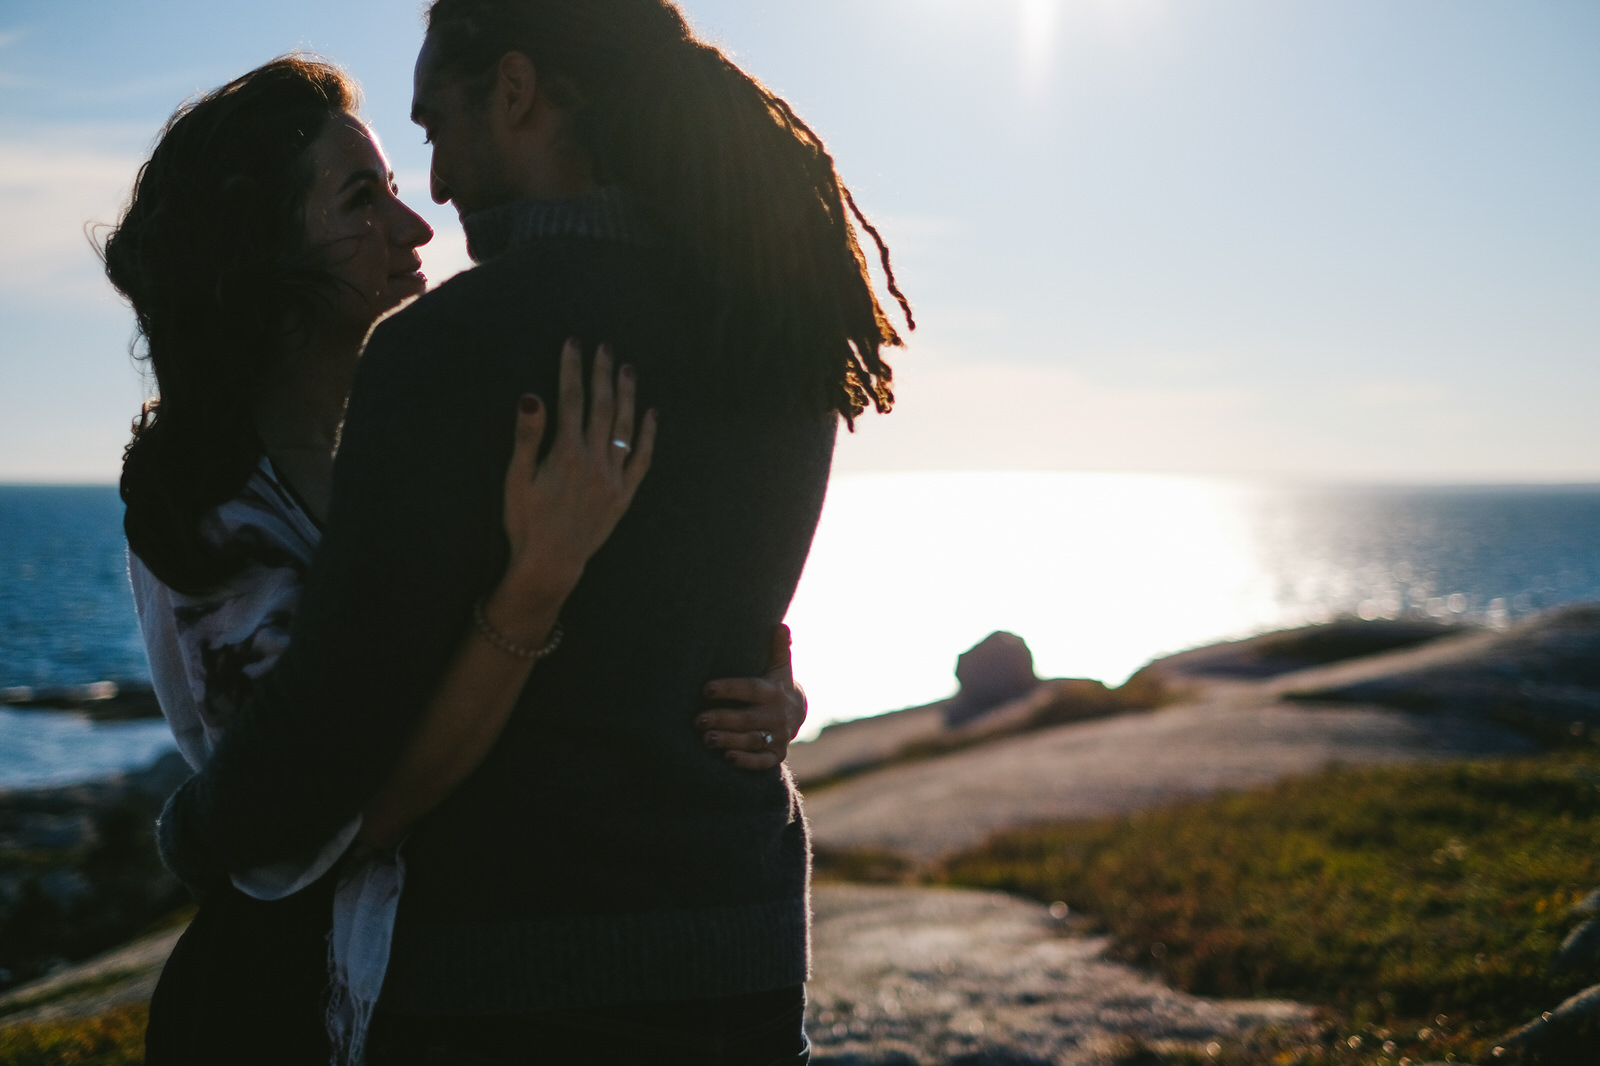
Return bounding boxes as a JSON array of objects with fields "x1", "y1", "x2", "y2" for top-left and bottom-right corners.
[{"x1": 301, "y1": 114, "x2": 434, "y2": 332}]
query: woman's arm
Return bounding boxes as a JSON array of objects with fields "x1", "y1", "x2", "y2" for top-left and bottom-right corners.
[{"x1": 357, "y1": 340, "x2": 654, "y2": 848}]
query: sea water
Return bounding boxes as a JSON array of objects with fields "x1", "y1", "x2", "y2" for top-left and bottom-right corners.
[
  {"x1": 786, "y1": 475, "x2": 1600, "y2": 732},
  {"x1": 0, "y1": 485, "x2": 173, "y2": 788},
  {"x1": 2, "y1": 477, "x2": 1599, "y2": 783}
]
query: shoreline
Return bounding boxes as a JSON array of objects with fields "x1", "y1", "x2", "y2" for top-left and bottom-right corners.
[{"x1": 0, "y1": 682, "x2": 161, "y2": 722}]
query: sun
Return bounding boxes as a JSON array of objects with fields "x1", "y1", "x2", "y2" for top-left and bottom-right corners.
[{"x1": 1017, "y1": 0, "x2": 1167, "y2": 91}]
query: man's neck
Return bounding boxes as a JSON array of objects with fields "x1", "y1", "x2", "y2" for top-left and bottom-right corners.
[{"x1": 462, "y1": 185, "x2": 655, "y2": 264}]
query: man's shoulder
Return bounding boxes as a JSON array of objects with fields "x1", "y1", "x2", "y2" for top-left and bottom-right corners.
[
  {"x1": 352, "y1": 239, "x2": 684, "y2": 408},
  {"x1": 385, "y1": 240, "x2": 663, "y2": 330},
  {"x1": 364, "y1": 240, "x2": 686, "y2": 374}
]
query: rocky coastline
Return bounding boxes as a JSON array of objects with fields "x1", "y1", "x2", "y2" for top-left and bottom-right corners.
[
  {"x1": 0, "y1": 752, "x2": 188, "y2": 997},
  {"x1": 0, "y1": 682, "x2": 162, "y2": 721}
]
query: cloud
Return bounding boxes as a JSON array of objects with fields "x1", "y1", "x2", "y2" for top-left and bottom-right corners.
[
  {"x1": 833, "y1": 356, "x2": 1262, "y2": 475},
  {"x1": 1349, "y1": 381, "x2": 1442, "y2": 407},
  {"x1": 0, "y1": 27, "x2": 27, "y2": 85},
  {"x1": 0, "y1": 132, "x2": 144, "y2": 303}
]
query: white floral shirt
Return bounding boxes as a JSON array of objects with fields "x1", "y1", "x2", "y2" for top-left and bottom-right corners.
[{"x1": 129, "y1": 456, "x2": 395, "y2": 1065}]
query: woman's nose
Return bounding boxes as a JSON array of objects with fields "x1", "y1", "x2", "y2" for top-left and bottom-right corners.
[{"x1": 398, "y1": 202, "x2": 434, "y2": 249}]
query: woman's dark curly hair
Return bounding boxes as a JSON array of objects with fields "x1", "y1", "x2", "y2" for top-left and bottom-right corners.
[
  {"x1": 104, "y1": 56, "x2": 358, "y2": 595},
  {"x1": 422, "y1": 0, "x2": 913, "y2": 420}
]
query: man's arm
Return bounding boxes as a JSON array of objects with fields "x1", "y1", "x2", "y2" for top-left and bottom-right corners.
[{"x1": 161, "y1": 306, "x2": 524, "y2": 882}]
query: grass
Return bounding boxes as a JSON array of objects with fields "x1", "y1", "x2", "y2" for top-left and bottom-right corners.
[
  {"x1": 0, "y1": 1005, "x2": 145, "y2": 1066},
  {"x1": 939, "y1": 750, "x2": 1600, "y2": 1064}
]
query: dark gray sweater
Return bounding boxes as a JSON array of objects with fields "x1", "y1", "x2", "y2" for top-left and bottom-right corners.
[{"x1": 159, "y1": 190, "x2": 835, "y2": 1012}]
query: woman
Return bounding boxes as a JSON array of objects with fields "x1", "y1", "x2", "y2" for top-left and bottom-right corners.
[{"x1": 104, "y1": 56, "x2": 805, "y2": 1064}]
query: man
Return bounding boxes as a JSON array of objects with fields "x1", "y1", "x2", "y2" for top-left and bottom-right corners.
[{"x1": 162, "y1": 1, "x2": 910, "y2": 1061}]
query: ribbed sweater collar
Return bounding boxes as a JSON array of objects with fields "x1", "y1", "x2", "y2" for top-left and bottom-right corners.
[{"x1": 461, "y1": 186, "x2": 655, "y2": 264}]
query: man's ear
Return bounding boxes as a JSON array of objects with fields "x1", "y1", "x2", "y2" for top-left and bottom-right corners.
[{"x1": 495, "y1": 51, "x2": 540, "y2": 129}]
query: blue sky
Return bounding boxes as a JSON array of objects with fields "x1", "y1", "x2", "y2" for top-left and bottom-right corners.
[{"x1": 1, "y1": 0, "x2": 1597, "y2": 482}]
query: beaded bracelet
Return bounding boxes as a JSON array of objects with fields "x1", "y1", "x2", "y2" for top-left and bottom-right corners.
[{"x1": 472, "y1": 598, "x2": 565, "y2": 662}]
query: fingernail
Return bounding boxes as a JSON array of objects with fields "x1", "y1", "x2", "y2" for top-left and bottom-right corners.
[
  {"x1": 703, "y1": 732, "x2": 718, "y2": 746},
  {"x1": 696, "y1": 715, "x2": 711, "y2": 728},
  {"x1": 519, "y1": 395, "x2": 539, "y2": 415},
  {"x1": 724, "y1": 752, "x2": 738, "y2": 764},
  {"x1": 703, "y1": 684, "x2": 717, "y2": 698},
  {"x1": 621, "y1": 365, "x2": 636, "y2": 382}
]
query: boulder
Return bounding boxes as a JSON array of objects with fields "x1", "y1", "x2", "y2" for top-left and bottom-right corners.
[{"x1": 945, "y1": 632, "x2": 1039, "y2": 728}]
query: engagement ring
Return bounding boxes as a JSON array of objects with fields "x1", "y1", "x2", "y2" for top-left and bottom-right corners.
[{"x1": 611, "y1": 439, "x2": 630, "y2": 450}]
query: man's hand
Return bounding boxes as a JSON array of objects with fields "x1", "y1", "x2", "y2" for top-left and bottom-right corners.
[{"x1": 695, "y1": 624, "x2": 807, "y2": 770}]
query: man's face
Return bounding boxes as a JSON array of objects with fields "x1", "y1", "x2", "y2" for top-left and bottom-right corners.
[{"x1": 411, "y1": 35, "x2": 517, "y2": 218}]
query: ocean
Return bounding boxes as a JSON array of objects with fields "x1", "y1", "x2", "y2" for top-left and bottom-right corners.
[
  {"x1": 0, "y1": 486, "x2": 172, "y2": 789},
  {"x1": 3, "y1": 476, "x2": 1599, "y2": 787}
]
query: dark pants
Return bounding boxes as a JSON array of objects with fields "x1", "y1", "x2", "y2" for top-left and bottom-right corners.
[
  {"x1": 145, "y1": 875, "x2": 335, "y2": 1066},
  {"x1": 365, "y1": 985, "x2": 810, "y2": 1066}
]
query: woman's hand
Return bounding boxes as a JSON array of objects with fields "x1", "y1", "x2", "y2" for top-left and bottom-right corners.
[
  {"x1": 696, "y1": 625, "x2": 808, "y2": 770},
  {"x1": 481, "y1": 339, "x2": 656, "y2": 645},
  {"x1": 360, "y1": 340, "x2": 654, "y2": 849}
]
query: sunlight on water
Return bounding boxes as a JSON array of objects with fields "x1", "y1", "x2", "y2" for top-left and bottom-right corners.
[
  {"x1": 785, "y1": 473, "x2": 1600, "y2": 735},
  {"x1": 3, "y1": 480, "x2": 1598, "y2": 779},
  {"x1": 787, "y1": 473, "x2": 1283, "y2": 735}
]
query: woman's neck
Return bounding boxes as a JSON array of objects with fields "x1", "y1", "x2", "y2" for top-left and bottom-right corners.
[{"x1": 254, "y1": 330, "x2": 361, "y2": 524}]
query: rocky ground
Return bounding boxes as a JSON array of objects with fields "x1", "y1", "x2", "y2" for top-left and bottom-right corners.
[
  {"x1": 804, "y1": 885, "x2": 1308, "y2": 1066},
  {"x1": 798, "y1": 612, "x2": 1583, "y2": 863},
  {"x1": 0, "y1": 751, "x2": 189, "y2": 993},
  {"x1": 801, "y1": 692, "x2": 1537, "y2": 864},
  {"x1": 5, "y1": 610, "x2": 1598, "y2": 1063},
  {"x1": 0, "y1": 927, "x2": 180, "y2": 1028}
]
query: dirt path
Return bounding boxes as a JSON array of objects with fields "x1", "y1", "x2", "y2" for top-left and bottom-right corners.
[
  {"x1": 0, "y1": 926, "x2": 180, "y2": 1027},
  {"x1": 805, "y1": 884, "x2": 1310, "y2": 1065}
]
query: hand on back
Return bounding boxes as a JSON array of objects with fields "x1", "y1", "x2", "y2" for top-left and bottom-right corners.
[
  {"x1": 488, "y1": 339, "x2": 656, "y2": 643},
  {"x1": 697, "y1": 625, "x2": 808, "y2": 771},
  {"x1": 488, "y1": 341, "x2": 805, "y2": 772}
]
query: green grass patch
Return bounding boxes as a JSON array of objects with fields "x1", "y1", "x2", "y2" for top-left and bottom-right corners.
[
  {"x1": 0, "y1": 1004, "x2": 145, "y2": 1066},
  {"x1": 813, "y1": 844, "x2": 921, "y2": 884},
  {"x1": 940, "y1": 751, "x2": 1600, "y2": 1063}
]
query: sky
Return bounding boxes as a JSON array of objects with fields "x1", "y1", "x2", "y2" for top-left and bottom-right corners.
[{"x1": 1, "y1": 0, "x2": 1597, "y2": 484}]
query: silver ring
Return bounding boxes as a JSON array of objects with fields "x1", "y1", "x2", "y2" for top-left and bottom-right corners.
[
  {"x1": 761, "y1": 731, "x2": 773, "y2": 746},
  {"x1": 611, "y1": 439, "x2": 630, "y2": 451}
]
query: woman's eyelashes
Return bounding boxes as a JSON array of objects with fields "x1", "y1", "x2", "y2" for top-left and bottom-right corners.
[{"x1": 343, "y1": 181, "x2": 401, "y2": 213}]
